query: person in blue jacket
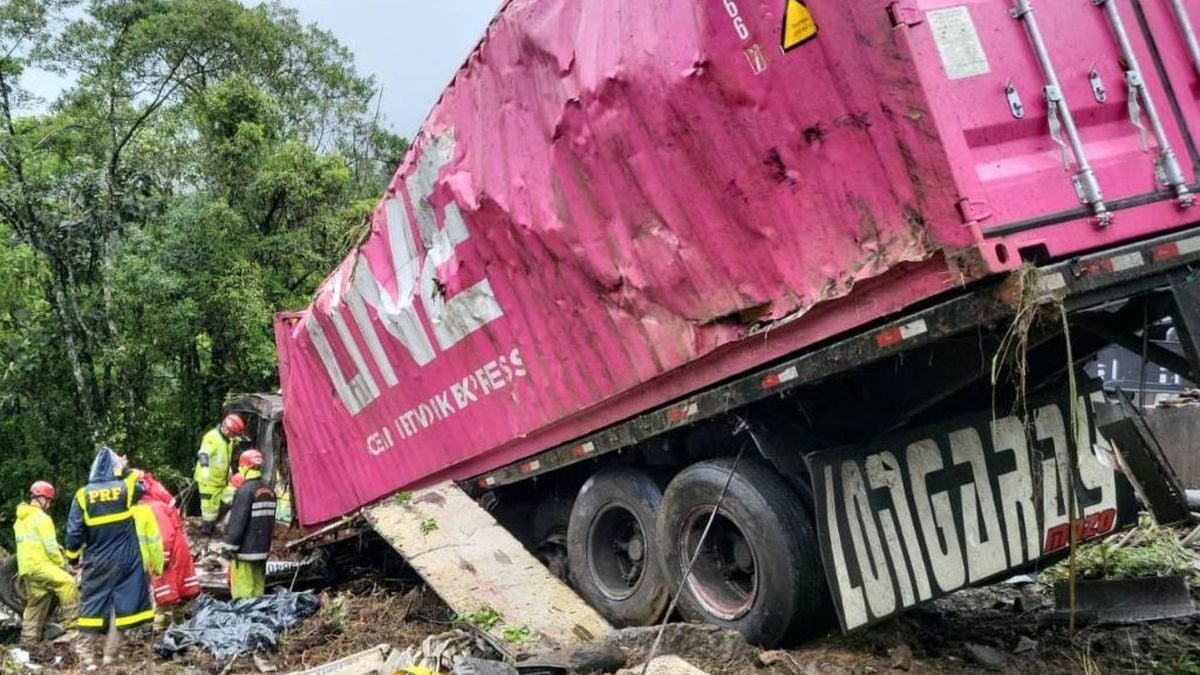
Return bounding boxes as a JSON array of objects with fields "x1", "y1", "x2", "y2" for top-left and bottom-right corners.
[{"x1": 64, "y1": 446, "x2": 152, "y2": 668}]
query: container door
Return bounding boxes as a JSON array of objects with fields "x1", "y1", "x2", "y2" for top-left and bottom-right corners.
[
  {"x1": 1138, "y1": 0, "x2": 1200, "y2": 159},
  {"x1": 894, "y1": 0, "x2": 1198, "y2": 255}
]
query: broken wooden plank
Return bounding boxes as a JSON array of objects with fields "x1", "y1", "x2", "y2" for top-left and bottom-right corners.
[
  {"x1": 287, "y1": 643, "x2": 390, "y2": 675},
  {"x1": 363, "y1": 482, "x2": 611, "y2": 656}
]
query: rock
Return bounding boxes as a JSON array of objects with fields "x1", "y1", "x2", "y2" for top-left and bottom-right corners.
[
  {"x1": 964, "y1": 643, "x2": 1007, "y2": 669},
  {"x1": 616, "y1": 656, "x2": 710, "y2": 675},
  {"x1": 605, "y1": 624, "x2": 756, "y2": 666},
  {"x1": 1013, "y1": 636, "x2": 1038, "y2": 654},
  {"x1": 521, "y1": 642, "x2": 627, "y2": 673},
  {"x1": 888, "y1": 644, "x2": 914, "y2": 671}
]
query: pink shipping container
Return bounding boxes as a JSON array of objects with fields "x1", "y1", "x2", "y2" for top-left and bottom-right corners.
[{"x1": 275, "y1": 0, "x2": 1200, "y2": 527}]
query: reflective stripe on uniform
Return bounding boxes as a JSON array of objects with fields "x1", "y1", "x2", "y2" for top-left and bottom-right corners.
[
  {"x1": 115, "y1": 608, "x2": 155, "y2": 627},
  {"x1": 237, "y1": 553, "x2": 268, "y2": 561},
  {"x1": 78, "y1": 616, "x2": 104, "y2": 628},
  {"x1": 82, "y1": 511, "x2": 133, "y2": 527}
]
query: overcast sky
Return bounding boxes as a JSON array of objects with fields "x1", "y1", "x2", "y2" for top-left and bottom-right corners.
[
  {"x1": 278, "y1": 1, "x2": 503, "y2": 136},
  {"x1": 21, "y1": 1, "x2": 503, "y2": 138}
]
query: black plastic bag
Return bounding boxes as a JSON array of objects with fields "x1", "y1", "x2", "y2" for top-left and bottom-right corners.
[{"x1": 155, "y1": 590, "x2": 320, "y2": 659}]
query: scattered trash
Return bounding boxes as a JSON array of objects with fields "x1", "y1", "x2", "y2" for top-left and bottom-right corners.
[
  {"x1": 155, "y1": 591, "x2": 320, "y2": 659},
  {"x1": 392, "y1": 630, "x2": 496, "y2": 673},
  {"x1": 1003, "y1": 574, "x2": 1035, "y2": 585},
  {"x1": 1052, "y1": 576, "x2": 1198, "y2": 624},
  {"x1": 964, "y1": 642, "x2": 1007, "y2": 669},
  {"x1": 6, "y1": 648, "x2": 39, "y2": 672},
  {"x1": 1013, "y1": 636, "x2": 1037, "y2": 654}
]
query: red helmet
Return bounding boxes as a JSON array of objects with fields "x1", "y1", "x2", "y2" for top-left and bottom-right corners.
[
  {"x1": 220, "y1": 413, "x2": 245, "y2": 437},
  {"x1": 30, "y1": 481, "x2": 55, "y2": 500},
  {"x1": 238, "y1": 448, "x2": 264, "y2": 470}
]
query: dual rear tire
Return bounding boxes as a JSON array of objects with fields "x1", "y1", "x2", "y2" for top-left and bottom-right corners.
[{"x1": 563, "y1": 459, "x2": 829, "y2": 646}]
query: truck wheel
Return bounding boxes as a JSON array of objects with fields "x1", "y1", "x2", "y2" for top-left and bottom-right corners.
[
  {"x1": 567, "y1": 466, "x2": 669, "y2": 626},
  {"x1": 656, "y1": 458, "x2": 829, "y2": 646}
]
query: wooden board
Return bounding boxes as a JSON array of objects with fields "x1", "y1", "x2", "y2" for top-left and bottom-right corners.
[{"x1": 363, "y1": 482, "x2": 611, "y2": 655}]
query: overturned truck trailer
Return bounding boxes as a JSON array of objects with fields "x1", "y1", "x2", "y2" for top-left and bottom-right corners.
[{"x1": 271, "y1": 0, "x2": 1200, "y2": 645}]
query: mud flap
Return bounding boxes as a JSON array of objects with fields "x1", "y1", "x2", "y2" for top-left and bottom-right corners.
[
  {"x1": 805, "y1": 382, "x2": 1140, "y2": 632},
  {"x1": 363, "y1": 482, "x2": 611, "y2": 658}
]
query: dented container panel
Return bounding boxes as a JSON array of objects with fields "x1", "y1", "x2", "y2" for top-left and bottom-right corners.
[{"x1": 276, "y1": 0, "x2": 1200, "y2": 525}]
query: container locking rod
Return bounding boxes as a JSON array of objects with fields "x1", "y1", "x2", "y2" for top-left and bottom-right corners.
[
  {"x1": 1011, "y1": 0, "x2": 1112, "y2": 226},
  {"x1": 1168, "y1": 0, "x2": 1200, "y2": 77},
  {"x1": 1094, "y1": 0, "x2": 1193, "y2": 208}
]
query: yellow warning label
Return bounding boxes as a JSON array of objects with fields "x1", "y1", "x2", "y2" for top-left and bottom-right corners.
[{"x1": 782, "y1": 0, "x2": 818, "y2": 52}]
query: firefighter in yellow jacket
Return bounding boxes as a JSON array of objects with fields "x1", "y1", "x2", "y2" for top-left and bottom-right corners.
[
  {"x1": 195, "y1": 414, "x2": 245, "y2": 536},
  {"x1": 13, "y1": 481, "x2": 79, "y2": 644}
]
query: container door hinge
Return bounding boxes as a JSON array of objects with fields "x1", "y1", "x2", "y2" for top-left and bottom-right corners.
[
  {"x1": 887, "y1": 0, "x2": 924, "y2": 27},
  {"x1": 957, "y1": 198, "x2": 993, "y2": 224}
]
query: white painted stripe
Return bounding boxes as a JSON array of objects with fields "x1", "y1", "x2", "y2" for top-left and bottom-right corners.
[
  {"x1": 778, "y1": 366, "x2": 799, "y2": 383},
  {"x1": 1178, "y1": 236, "x2": 1200, "y2": 255},
  {"x1": 898, "y1": 319, "x2": 928, "y2": 340},
  {"x1": 1110, "y1": 252, "x2": 1143, "y2": 272}
]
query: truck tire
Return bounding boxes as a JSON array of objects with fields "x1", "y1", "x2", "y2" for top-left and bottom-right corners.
[
  {"x1": 655, "y1": 458, "x2": 829, "y2": 646},
  {"x1": 567, "y1": 466, "x2": 670, "y2": 626}
]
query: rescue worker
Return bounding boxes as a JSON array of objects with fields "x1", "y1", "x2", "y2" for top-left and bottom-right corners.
[
  {"x1": 221, "y1": 449, "x2": 276, "y2": 599},
  {"x1": 131, "y1": 483, "x2": 165, "y2": 582},
  {"x1": 65, "y1": 447, "x2": 153, "y2": 667},
  {"x1": 138, "y1": 473, "x2": 200, "y2": 629},
  {"x1": 195, "y1": 413, "x2": 245, "y2": 536},
  {"x1": 13, "y1": 481, "x2": 79, "y2": 644}
]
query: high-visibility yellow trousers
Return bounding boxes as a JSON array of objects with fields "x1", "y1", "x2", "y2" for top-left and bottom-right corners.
[
  {"x1": 229, "y1": 560, "x2": 266, "y2": 599},
  {"x1": 20, "y1": 566, "x2": 79, "y2": 643}
]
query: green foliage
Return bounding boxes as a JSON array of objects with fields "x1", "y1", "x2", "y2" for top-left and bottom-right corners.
[
  {"x1": 500, "y1": 624, "x2": 533, "y2": 645},
  {"x1": 1043, "y1": 515, "x2": 1199, "y2": 584},
  {"x1": 0, "y1": 0, "x2": 408, "y2": 546},
  {"x1": 419, "y1": 517, "x2": 439, "y2": 535},
  {"x1": 456, "y1": 604, "x2": 503, "y2": 631},
  {"x1": 394, "y1": 491, "x2": 413, "y2": 505}
]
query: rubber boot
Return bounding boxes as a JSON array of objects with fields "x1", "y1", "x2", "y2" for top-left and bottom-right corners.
[
  {"x1": 101, "y1": 623, "x2": 123, "y2": 666},
  {"x1": 74, "y1": 633, "x2": 98, "y2": 671}
]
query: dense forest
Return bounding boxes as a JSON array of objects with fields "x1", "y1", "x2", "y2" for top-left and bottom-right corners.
[{"x1": 0, "y1": 0, "x2": 409, "y2": 542}]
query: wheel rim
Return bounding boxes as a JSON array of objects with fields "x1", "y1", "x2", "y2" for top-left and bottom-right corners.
[
  {"x1": 680, "y1": 507, "x2": 758, "y2": 620},
  {"x1": 587, "y1": 503, "x2": 649, "y2": 601}
]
